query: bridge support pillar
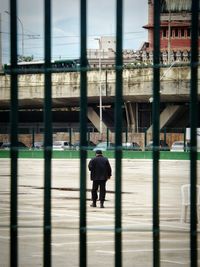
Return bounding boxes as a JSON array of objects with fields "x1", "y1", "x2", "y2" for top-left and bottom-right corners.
[
  {"x1": 87, "y1": 107, "x2": 108, "y2": 135},
  {"x1": 124, "y1": 102, "x2": 137, "y2": 132},
  {"x1": 147, "y1": 104, "x2": 183, "y2": 134}
]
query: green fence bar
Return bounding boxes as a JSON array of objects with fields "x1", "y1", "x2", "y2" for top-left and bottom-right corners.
[
  {"x1": 10, "y1": 0, "x2": 18, "y2": 266},
  {"x1": 115, "y1": 0, "x2": 123, "y2": 266},
  {"x1": 183, "y1": 128, "x2": 186, "y2": 151},
  {"x1": 152, "y1": 1, "x2": 160, "y2": 267},
  {"x1": 69, "y1": 128, "x2": 71, "y2": 145},
  {"x1": 190, "y1": 0, "x2": 199, "y2": 266},
  {"x1": 32, "y1": 128, "x2": 35, "y2": 148},
  {"x1": 107, "y1": 127, "x2": 109, "y2": 146},
  {"x1": 43, "y1": 0, "x2": 52, "y2": 266},
  {"x1": 79, "y1": 0, "x2": 87, "y2": 266}
]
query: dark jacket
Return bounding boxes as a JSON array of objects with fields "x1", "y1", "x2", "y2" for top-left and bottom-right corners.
[{"x1": 88, "y1": 155, "x2": 112, "y2": 181}]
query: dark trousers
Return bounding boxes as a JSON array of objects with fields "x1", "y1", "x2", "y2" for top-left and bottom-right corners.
[{"x1": 91, "y1": 180, "x2": 106, "y2": 202}]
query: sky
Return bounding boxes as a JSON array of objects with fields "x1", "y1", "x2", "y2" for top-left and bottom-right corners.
[{"x1": 0, "y1": 0, "x2": 148, "y2": 64}]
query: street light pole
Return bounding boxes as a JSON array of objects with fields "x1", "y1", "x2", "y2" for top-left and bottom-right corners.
[
  {"x1": 95, "y1": 38, "x2": 103, "y2": 138},
  {"x1": 5, "y1": 10, "x2": 24, "y2": 57}
]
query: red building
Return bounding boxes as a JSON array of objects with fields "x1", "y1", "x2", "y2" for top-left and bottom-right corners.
[{"x1": 143, "y1": 0, "x2": 200, "y2": 52}]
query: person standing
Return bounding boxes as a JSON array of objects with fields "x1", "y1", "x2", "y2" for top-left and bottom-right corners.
[{"x1": 88, "y1": 150, "x2": 112, "y2": 208}]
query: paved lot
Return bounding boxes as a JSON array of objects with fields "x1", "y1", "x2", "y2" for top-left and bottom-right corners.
[{"x1": 0, "y1": 158, "x2": 200, "y2": 267}]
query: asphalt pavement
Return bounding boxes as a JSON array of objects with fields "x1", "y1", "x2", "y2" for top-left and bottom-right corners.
[{"x1": 0, "y1": 158, "x2": 200, "y2": 267}]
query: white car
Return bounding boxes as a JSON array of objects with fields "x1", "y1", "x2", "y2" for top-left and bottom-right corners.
[
  {"x1": 33, "y1": 141, "x2": 43, "y2": 149},
  {"x1": 170, "y1": 141, "x2": 190, "y2": 152},
  {"x1": 52, "y1": 141, "x2": 71, "y2": 150},
  {"x1": 93, "y1": 142, "x2": 114, "y2": 151}
]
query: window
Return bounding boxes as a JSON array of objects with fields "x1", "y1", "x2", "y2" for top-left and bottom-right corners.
[
  {"x1": 187, "y1": 29, "x2": 191, "y2": 37},
  {"x1": 174, "y1": 29, "x2": 179, "y2": 37},
  {"x1": 181, "y1": 29, "x2": 185, "y2": 37},
  {"x1": 162, "y1": 29, "x2": 167, "y2": 38}
]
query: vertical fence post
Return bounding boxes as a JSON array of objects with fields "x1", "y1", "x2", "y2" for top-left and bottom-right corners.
[
  {"x1": 107, "y1": 127, "x2": 109, "y2": 146},
  {"x1": 69, "y1": 127, "x2": 72, "y2": 146},
  {"x1": 125, "y1": 127, "x2": 128, "y2": 143},
  {"x1": 10, "y1": 0, "x2": 18, "y2": 266},
  {"x1": 43, "y1": 0, "x2": 52, "y2": 266},
  {"x1": 183, "y1": 128, "x2": 186, "y2": 152},
  {"x1": 163, "y1": 127, "x2": 166, "y2": 145},
  {"x1": 115, "y1": 0, "x2": 123, "y2": 266},
  {"x1": 79, "y1": 0, "x2": 87, "y2": 266},
  {"x1": 32, "y1": 128, "x2": 35, "y2": 148},
  {"x1": 190, "y1": 0, "x2": 199, "y2": 266},
  {"x1": 144, "y1": 128, "x2": 147, "y2": 149},
  {"x1": 152, "y1": 1, "x2": 160, "y2": 267}
]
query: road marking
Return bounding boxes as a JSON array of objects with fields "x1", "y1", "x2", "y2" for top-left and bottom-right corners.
[
  {"x1": 161, "y1": 259, "x2": 189, "y2": 265},
  {"x1": 31, "y1": 252, "x2": 65, "y2": 257},
  {"x1": 0, "y1": 232, "x2": 114, "y2": 239},
  {"x1": 0, "y1": 236, "x2": 9, "y2": 239},
  {"x1": 52, "y1": 239, "x2": 192, "y2": 247},
  {"x1": 96, "y1": 248, "x2": 200, "y2": 255}
]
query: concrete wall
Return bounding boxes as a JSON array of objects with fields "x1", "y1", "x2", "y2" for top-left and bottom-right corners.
[{"x1": 0, "y1": 66, "x2": 199, "y2": 109}]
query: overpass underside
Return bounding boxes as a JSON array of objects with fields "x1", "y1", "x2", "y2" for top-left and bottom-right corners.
[{"x1": 0, "y1": 102, "x2": 194, "y2": 135}]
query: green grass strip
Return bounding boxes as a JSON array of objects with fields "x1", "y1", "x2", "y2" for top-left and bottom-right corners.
[{"x1": 0, "y1": 150, "x2": 200, "y2": 160}]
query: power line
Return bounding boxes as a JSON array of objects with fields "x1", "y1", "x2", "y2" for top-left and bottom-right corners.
[
  {"x1": 0, "y1": 31, "x2": 40, "y2": 38},
  {"x1": 1, "y1": 30, "x2": 145, "y2": 39}
]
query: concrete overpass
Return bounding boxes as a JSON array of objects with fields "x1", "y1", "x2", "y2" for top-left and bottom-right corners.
[{"x1": 0, "y1": 66, "x2": 199, "y2": 132}]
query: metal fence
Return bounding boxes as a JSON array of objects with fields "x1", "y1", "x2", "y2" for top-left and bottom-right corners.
[{"x1": 7, "y1": 0, "x2": 199, "y2": 267}]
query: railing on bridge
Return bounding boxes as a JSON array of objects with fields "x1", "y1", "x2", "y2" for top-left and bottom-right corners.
[{"x1": 5, "y1": 1, "x2": 199, "y2": 267}]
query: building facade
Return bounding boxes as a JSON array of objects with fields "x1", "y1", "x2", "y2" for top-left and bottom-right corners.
[{"x1": 143, "y1": 0, "x2": 200, "y2": 53}]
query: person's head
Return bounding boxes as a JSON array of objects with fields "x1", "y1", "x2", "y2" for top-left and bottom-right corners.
[{"x1": 95, "y1": 150, "x2": 102, "y2": 156}]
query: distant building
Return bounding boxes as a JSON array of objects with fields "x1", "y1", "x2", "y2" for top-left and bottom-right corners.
[
  {"x1": 87, "y1": 36, "x2": 137, "y2": 68},
  {"x1": 87, "y1": 36, "x2": 116, "y2": 60},
  {"x1": 100, "y1": 36, "x2": 116, "y2": 52},
  {"x1": 87, "y1": 0, "x2": 200, "y2": 68},
  {"x1": 143, "y1": 0, "x2": 200, "y2": 52}
]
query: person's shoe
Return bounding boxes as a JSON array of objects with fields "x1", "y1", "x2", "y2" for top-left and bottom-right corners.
[
  {"x1": 100, "y1": 202, "x2": 104, "y2": 208},
  {"x1": 90, "y1": 202, "x2": 96, "y2": 207}
]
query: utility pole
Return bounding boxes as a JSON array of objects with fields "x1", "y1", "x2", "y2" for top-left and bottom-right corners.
[
  {"x1": 95, "y1": 37, "x2": 103, "y2": 140},
  {"x1": 5, "y1": 10, "x2": 24, "y2": 57}
]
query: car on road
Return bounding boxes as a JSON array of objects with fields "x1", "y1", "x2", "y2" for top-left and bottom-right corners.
[
  {"x1": 145, "y1": 140, "x2": 170, "y2": 151},
  {"x1": 33, "y1": 141, "x2": 43, "y2": 149},
  {"x1": 52, "y1": 141, "x2": 72, "y2": 150},
  {"x1": 0, "y1": 141, "x2": 28, "y2": 150},
  {"x1": 93, "y1": 142, "x2": 115, "y2": 151},
  {"x1": 122, "y1": 142, "x2": 142, "y2": 151},
  {"x1": 170, "y1": 141, "x2": 190, "y2": 152},
  {"x1": 73, "y1": 141, "x2": 96, "y2": 151}
]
